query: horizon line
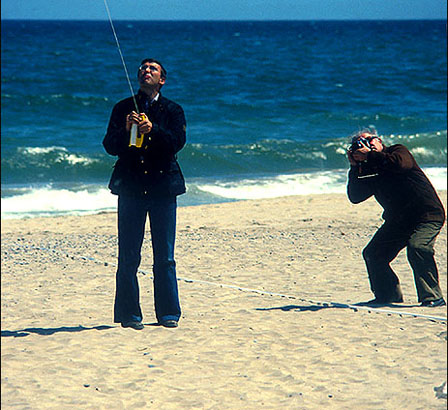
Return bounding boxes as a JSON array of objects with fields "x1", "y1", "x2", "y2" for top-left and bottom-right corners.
[
  {"x1": 0, "y1": 18, "x2": 447, "y2": 23},
  {"x1": 1, "y1": 18, "x2": 447, "y2": 22}
]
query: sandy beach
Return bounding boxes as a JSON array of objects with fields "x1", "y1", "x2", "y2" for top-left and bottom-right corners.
[{"x1": 1, "y1": 192, "x2": 447, "y2": 409}]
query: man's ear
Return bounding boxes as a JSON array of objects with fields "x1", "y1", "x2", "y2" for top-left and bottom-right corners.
[{"x1": 159, "y1": 77, "x2": 166, "y2": 87}]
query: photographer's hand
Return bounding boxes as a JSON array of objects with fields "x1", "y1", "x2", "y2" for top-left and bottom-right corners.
[{"x1": 352, "y1": 146, "x2": 370, "y2": 162}]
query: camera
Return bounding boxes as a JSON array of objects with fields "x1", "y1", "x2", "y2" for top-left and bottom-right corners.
[
  {"x1": 347, "y1": 128, "x2": 380, "y2": 178},
  {"x1": 350, "y1": 136, "x2": 372, "y2": 152},
  {"x1": 349, "y1": 135, "x2": 379, "y2": 178}
]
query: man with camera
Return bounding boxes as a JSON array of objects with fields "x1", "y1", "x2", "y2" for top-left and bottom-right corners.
[{"x1": 347, "y1": 128, "x2": 446, "y2": 307}]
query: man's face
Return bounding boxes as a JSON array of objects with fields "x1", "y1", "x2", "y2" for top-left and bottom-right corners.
[
  {"x1": 138, "y1": 62, "x2": 165, "y2": 89},
  {"x1": 368, "y1": 136, "x2": 383, "y2": 152}
]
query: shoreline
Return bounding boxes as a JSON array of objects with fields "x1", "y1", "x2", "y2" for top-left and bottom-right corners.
[
  {"x1": 2, "y1": 187, "x2": 447, "y2": 221},
  {"x1": 2, "y1": 192, "x2": 447, "y2": 408},
  {"x1": 1, "y1": 166, "x2": 446, "y2": 220}
]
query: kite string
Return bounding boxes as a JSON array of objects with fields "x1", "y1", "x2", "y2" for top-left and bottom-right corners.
[
  {"x1": 103, "y1": 0, "x2": 139, "y2": 113},
  {"x1": 25, "y1": 243, "x2": 448, "y2": 323}
]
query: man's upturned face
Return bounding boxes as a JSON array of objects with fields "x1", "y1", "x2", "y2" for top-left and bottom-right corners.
[{"x1": 138, "y1": 62, "x2": 165, "y2": 89}]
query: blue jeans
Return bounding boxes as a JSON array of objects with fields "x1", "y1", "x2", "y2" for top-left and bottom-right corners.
[{"x1": 114, "y1": 195, "x2": 181, "y2": 324}]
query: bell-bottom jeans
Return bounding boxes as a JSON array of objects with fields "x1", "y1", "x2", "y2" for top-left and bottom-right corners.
[{"x1": 114, "y1": 195, "x2": 181, "y2": 324}]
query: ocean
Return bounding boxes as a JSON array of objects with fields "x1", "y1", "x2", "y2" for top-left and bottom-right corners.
[{"x1": 1, "y1": 20, "x2": 447, "y2": 219}]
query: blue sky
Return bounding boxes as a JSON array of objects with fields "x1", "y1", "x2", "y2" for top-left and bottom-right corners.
[{"x1": 1, "y1": 0, "x2": 446, "y2": 20}]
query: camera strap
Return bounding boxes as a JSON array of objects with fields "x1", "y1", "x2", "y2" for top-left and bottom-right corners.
[{"x1": 358, "y1": 173, "x2": 379, "y2": 179}]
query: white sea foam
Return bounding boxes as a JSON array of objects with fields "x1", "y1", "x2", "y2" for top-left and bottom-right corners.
[
  {"x1": 1, "y1": 187, "x2": 117, "y2": 219},
  {"x1": 1, "y1": 168, "x2": 446, "y2": 219},
  {"x1": 197, "y1": 170, "x2": 348, "y2": 200},
  {"x1": 20, "y1": 146, "x2": 97, "y2": 165},
  {"x1": 20, "y1": 146, "x2": 67, "y2": 155},
  {"x1": 424, "y1": 167, "x2": 448, "y2": 190},
  {"x1": 61, "y1": 154, "x2": 95, "y2": 166},
  {"x1": 197, "y1": 167, "x2": 447, "y2": 201}
]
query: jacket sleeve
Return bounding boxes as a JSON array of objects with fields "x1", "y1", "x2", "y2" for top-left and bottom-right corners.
[
  {"x1": 149, "y1": 102, "x2": 186, "y2": 157},
  {"x1": 103, "y1": 103, "x2": 129, "y2": 157},
  {"x1": 367, "y1": 145, "x2": 414, "y2": 173},
  {"x1": 347, "y1": 166, "x2": 374, "y2": 204}
]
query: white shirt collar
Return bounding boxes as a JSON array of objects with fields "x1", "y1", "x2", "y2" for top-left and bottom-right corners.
[{"x1": 152, "y1": 93, "x2": 160, "y2": 103}]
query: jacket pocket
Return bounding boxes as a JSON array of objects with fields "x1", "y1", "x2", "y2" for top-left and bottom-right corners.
[{"x1": 108, "y1": 163, "x2": 122, "y2": 195}]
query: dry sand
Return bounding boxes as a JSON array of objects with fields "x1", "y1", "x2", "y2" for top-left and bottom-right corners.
[{"x1": 1, "y1": 192, "x2": 447, "y2": 409}]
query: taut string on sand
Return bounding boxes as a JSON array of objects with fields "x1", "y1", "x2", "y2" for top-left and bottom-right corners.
[
  {"x1": 103, "y1": 0, "x2": 139, "y2": 113},
  {"x1": 29, "y1": 245, "x2": 447, "y2": 323}
]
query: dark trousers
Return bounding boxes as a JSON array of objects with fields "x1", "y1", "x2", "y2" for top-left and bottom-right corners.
[
  {"x1": 114, "y1": 195, "x2": 181, "y2": 324},
  {"x1": 363, "y1": 220, "x2": 444, "y2": 303}
]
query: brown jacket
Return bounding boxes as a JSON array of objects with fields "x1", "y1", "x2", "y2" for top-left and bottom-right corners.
[{"x1": 347, "y1": 144, "x2": 445, "y2": 224}]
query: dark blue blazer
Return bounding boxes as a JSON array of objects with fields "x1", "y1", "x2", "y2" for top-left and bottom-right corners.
[{"x1": 103, "y1": 91, "x2": 186, "y2": 198}]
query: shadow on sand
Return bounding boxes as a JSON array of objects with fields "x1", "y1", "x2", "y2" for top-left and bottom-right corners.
[
  {"x1": 1, "y1": 325, "x2": 115, "y2": 338},
  {"x1": 256, "y1": 301, "x2": 418, "y2": 313},
  {"x1": 257, "y1": 304, "x2": 332, "y2": 313}
]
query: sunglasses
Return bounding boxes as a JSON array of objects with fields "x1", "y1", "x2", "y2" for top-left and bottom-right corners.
[{"x1": 138, "y1": 64, "x2": 160, "y2": 73}]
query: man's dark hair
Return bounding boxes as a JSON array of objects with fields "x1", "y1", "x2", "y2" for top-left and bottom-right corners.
[{"x1": 140, "y1": 58, "x2": 167, "y2": 79}]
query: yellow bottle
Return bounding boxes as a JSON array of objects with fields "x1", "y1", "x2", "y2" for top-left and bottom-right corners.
[{"x1": 129, "y1": 113, "x2": 147, "y2": 148}]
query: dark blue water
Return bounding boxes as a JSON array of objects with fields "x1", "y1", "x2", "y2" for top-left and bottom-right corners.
[{"x1": 1, "y1": 20, "x2": 446, "y2": 218}]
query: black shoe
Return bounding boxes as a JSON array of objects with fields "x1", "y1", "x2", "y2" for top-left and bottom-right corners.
[
  {"x1": 356, "y1": 299, "x2": 386, "y2": 306},
  {"x1": 421, "y1": 298, "x2": 446, "y2": 307},
  {"x1": 121, "y1": 321, "x2": 144, "y2": 330},
  {"x1": 160, "y1": 320, "x2": 178, "y2": 328},
  {"x1": 356, "y1": 296, "x2": 403, "y2": 306}
]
